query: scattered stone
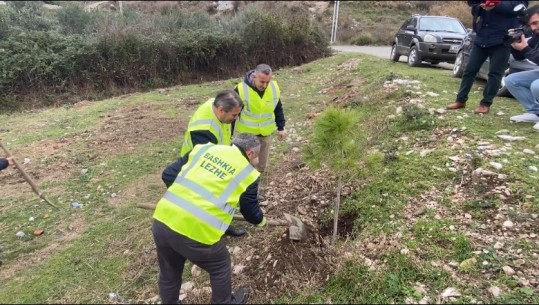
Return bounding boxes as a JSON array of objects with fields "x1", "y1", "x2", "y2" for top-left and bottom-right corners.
[
  {"x1": 15, "y1": 231, "x2": 25, "y2": 238},
  {"x1": 180, "y1": 281, "x2": 194, "y2": 293},
  {"x1": 503, "y1": 265, "x2": 516, "y2": 275},
  {"x1": 459, "y1": 257, "x2": 477, "y2": 271},
  {"x1": 502, "y1": 220, "x2": 514, "y2": 229},
  {"x1": 496, "y1": 129, "x2": 510, "y2": 134},
  {"x1": 435, "y1": 108, "x2": 446, "y2": 114},
  {"x1": 440, "y1": 287, "x2": 461, "y2": 298},
  {"x1": 71, "y1": 201, "x2": 83, "y2": 208},
  {"x1": 108, "y1": 293, "x2": 118, "y2": 302},
  {"x1": 80, "y1": 168, "x2": 89, "y2": 175},
  {"x1": 529, "y1": 165, "x2": 538, "y2": 172},
  {"x1": 497, "y1": 135, "x2": 526, "y2": 141},
  {"x1": 494, "y1": 242, "x2": 504, "y2": 249},
  {"x1": 523, "y1": 149, "x2": 535, "y2": 155},
  {"x1": 29, "y1": 217, "x2": 34, "y2": 222},
  {"x1": 33, "y1": 229, "x2": 44, "y2": 236},
  {"x1": 490, "y1": 162, "x2": 502, "y2": 170},
  {"x1": 488, "y1": 286, "x2": 501, "y2": 297}
]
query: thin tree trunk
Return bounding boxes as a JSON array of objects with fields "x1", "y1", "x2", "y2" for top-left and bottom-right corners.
[{"x1": 331, "y1": 173, "x2": 342, "y2": 246}]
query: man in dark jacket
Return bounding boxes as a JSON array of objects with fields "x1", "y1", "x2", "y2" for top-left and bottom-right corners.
[
  {"x1": 447, "y1": 0, "x2": 528, "y2": 114},
  {"x1": 154, "y1": 133, "x2": 266, "y2": 304},
  {"x1": 233, "y1": 64, "x2": 286, "y2": 174},
  {"x1": 179, "y1": 90, "x2": 247, "y2": 237},
  {"x1": 505, "y1": 4, "x2": 539, "y2": 131}
]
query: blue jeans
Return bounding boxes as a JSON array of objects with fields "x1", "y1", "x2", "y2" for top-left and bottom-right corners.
[
  {"x1": 505, "y1": 69, "x2": 539, "y2": 114},
  {"x1": 456, "y1": 43, "x2": 511, "y2": 106}
]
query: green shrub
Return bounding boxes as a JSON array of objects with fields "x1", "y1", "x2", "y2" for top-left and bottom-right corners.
[{"x1": 351, "y1": 33, "x2": 374, "y2": 46}]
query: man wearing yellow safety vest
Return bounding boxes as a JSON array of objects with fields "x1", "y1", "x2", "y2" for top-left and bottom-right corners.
[
  {"x1": 234, "y1": 64, "x2": 286, "y2": 174},
  {"x1": 180, "y1": 89, "x2": 247, "y2": 238},
  {"x1": 153, "y1": 133, "x2": 266, "y2": 304}
]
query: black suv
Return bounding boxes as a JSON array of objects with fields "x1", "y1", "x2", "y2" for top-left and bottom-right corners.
[
  {"x1": 452, "y1": 31, "x2": 539, "y2": 97},
  {"x1": 390, "y1": 15, "x2": 469, "y2": 66}
]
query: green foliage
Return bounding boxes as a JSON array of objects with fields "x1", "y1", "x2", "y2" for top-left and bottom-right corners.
[
  {"x1": 55, "y1": 3, "x2": 98, "y2": 35},
  {"x1": 0, "y1": 2, "x2": 331, "y2": 111},
  {"x1": 304, "y1": 107, "x2": 362, "y2": 173},
  {"x1": 351, "y1": 33, "x2": 374, "y2": 46}
]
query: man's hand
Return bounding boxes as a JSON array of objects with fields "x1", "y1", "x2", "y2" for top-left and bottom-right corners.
[
  {"x1": 6, "y1": 157, "x2": 14, "y2": 166},
  {"x1": 277, "y1": 130, "x2": 286, "y2": 141},
  {"x1": 511, "y1": 33, "x2": 528, "y2": 50}
]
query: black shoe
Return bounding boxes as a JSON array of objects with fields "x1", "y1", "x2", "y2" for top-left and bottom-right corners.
[
  {"x1": 231, "y1": 287, "x2": 249, "y2": 304},
  {"x1": 225, "y1": 226, "x2": 246, "y2": 237}
]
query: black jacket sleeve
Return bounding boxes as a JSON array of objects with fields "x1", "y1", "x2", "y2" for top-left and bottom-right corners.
[
  {"x1": 238, "y1": 178, "x2": 265, "y2": 225},
  {"x1": 190, "y1": 130, "x2": 218, "y2": 147},
  {"x1": 0, "y1": 158, "x2": 8, "y2": 171},
  {"x1": 274, "y1": 100, "x2": 285, "y2": 131},
  {"x1": 162, "y1": 153, "x2": 190, "y2": 188}
]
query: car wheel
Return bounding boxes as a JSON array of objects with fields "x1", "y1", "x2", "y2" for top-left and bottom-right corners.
[
  {"x1": 452, "y1": 51, "x2": 464, "y2": 78},
  {"x1": 407, "y1": 46, "x2": 421, "y2": 67},
  {"x1": 390, "y1": 44, "x2": 400, "y2": 62},
  {"x1": 496, "y1": 76, "x2": 514, "y2": 98}
]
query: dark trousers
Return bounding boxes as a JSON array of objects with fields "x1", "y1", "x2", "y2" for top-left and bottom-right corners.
[
  {"x1": 456, "y1": 43, "x2": 511, "y2": 107},
  {"x1": 152, "y1": 219, "x2": 232, "y2": 304}
]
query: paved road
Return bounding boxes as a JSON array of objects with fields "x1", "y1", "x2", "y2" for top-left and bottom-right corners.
[{"x1": 331, "y1": 45, "x2": 454, "y2": 71}]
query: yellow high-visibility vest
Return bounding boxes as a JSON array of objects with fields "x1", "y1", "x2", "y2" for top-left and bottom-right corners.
[
  {"x1": 153, "y1": 143, "x2": 260, "y2": 245},
  {"x1": 236, "y1": 81, "x2": 280, "y2": 136},
  {"x1": 180, "y1": 98, "x2": 232, "y2": 156}
]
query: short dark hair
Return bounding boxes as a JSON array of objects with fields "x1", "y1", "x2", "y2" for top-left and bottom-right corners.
[
  {"x1": 213, "y1": 90, "x2": 243, "y2": 112},
  {"x1": 527, "y1": 5, "x2": 539, "y2": 23}
]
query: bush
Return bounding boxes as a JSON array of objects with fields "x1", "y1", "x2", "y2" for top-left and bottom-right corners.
[
  {"x1": 351, "y1": 33, "x2": 374, "y2": 46},
  {"x1": 0, "y1": 2, "x2": 331, "y2": 111}
]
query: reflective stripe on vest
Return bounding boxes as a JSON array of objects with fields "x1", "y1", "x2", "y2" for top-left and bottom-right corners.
[
  {"x1": 180, "y1": 99, "x2": 231, "y2": 156},
  {"x1": 153, "y1": 143, "x2": 259, "y2": 245},
  {"x1": 236, "y1": 81, "x2": 280, "y2": 136}
]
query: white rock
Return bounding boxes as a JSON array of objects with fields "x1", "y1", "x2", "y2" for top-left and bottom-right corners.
[
  {"x1": 180, "y1": 281, "x2": 194, "y2": 293},
  {"x1": 496, "y1": 111, "x2": 505, "y2": 116},
  {"x1": 15, "y1": 231, "x2": 25, "y2": 238},
  {"x1": 496, "y1": 129, "x2": 510, "y2": 134},
  {"x1": 523, "y1": 149, "x2": 535, "y2": 155},
  {"x1": 494, "y1": 242, "x2": 504, "y2": 249},
  {"x1": 464, "y1": 213, "x2": 472, "y2": 219},
  {"x1": 503, "y1": 220, "x2": 514, "y2": 228},
  {"x1": 29, "y1": 217, "x2": 34, "y2": 222},
  {"x1": 488, "y1": 286, "x2": 501, "y2": 297},
  {"x1": 503, "y1": 265, "x2": 515, "y2": 275},
  {"x1": 529, "y1": 165, "x2": 538, "y2": 172},
  {"x1": 435, "y1": 108, "x2": 446, "y2": 114},
  {"x1": 490, "y1": 162, "x2": 503, "y2": 170},
  {"x1": 497, "y1": 135, "x2": 526, "y2": 141},
  {"x1": 233, "y1": 265, "x2": 245, "y2": 275},
  {"x1": 400, "y1": 248, "x2": 409, "y2": 255},
  {"x1": 441, "y1": 287, "x2": 461, "y2": 298}
]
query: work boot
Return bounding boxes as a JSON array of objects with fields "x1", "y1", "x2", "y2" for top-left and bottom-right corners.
[
  {"x1": 225, "y1": 225, "x2": 246, "y2": 237},
  {"x1": 446, "y1": 101, "x2": 466, "y2": 110},
  {"x1": 230, "y1": 287, "x2": 249, "y2": 304},
  {"x1": 474, "y1": 105, "x2": 490, "y2": 114}
]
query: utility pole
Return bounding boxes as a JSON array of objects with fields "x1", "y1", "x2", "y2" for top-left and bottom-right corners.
[{"x1": 330, "y1": 1, "x2": 340, "y2": 44}]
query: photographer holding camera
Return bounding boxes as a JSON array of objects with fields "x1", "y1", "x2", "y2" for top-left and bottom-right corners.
[
  {"x1": 505, "y1": 5, "x2": 539, "y2": 131},
  {"x1": 447, "y1": 0, "x2": 528, "y2": 114}
]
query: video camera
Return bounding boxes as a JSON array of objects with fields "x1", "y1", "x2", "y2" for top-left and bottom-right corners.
[{"x1": 504, "y1": 4, "x2": 531, "y2": 45}]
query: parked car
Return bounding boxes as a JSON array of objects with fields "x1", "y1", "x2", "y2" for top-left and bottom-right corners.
[
  {"x1": 452, "y1": 31, "x2": 539, "y2": 97},
  {"x1": 390, "y1": 15, "x2": 468, "y2": 67}
]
